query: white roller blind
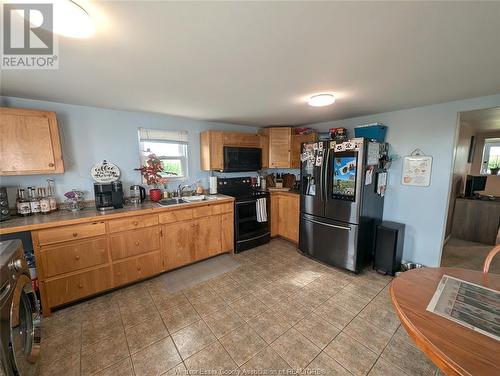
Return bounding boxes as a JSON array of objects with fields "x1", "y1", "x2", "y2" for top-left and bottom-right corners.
[{"x1": 138, "y1": 128, "x2": 188, "y2": 144}]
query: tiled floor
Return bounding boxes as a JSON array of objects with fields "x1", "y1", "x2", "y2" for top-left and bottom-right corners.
[
  {"x1": 441, "y1": 237, "x2": 499, "y2": 274},
  {"x1": 38, "y1": 239, "x2": 442, "y2": 376}
]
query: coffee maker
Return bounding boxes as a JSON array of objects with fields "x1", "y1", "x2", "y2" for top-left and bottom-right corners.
[{"x1": 94, "y1": 181, "x2": 124, "y2": 211}]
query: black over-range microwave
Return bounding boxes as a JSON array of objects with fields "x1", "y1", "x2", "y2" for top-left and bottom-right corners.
[{"x1": 223, "y1": 146, "x2": 262, "y2": 172}]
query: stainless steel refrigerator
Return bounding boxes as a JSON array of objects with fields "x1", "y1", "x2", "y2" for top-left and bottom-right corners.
[{"x1": 299, "y1": 139, "x2": 385, "y2": 273}]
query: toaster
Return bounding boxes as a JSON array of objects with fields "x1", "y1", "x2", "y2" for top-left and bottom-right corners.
[{"x1": 0, "y1": 187, "x2": 10, "y2": 221}]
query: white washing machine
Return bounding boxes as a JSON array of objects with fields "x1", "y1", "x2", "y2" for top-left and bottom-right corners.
[{"x1": 0, "y1": 240, "x2": 41, "y2": 376}]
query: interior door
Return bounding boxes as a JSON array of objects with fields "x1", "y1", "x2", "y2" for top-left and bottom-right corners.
[{"x1": 162, "y1": 222, "x2": 195, "y2": 270}]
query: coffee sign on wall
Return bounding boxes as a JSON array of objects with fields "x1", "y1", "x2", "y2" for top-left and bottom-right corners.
[{"x1": 91, "y1": 160, "x2": 121, "y2": 183}]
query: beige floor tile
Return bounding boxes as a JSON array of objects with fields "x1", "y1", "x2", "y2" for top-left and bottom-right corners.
[
  {"x1": 38, "y1": 353, "x2": 80, "y2": 376},
  {"x1": 39, "y1": 328, "x2": 81, "y2": 364},
  {"x1": 131, "y1": 337, "x2": 182, "y2": 376},
  {"x1": 251, "y1": 284, "x2": 289, "y2": 306},
  {"x1": 41, "y1": 313, "x2": 82, "y2": 340},
  {"x1": 94, "y1": 357, "x2": 135, "y2": 376},
  {"x1": 189, "y1": 292, "x2": 227, "y2": 317},
  {"x1": 152, "y1": 290, "x2": 190, "y2": 311},
  {"x1": 343, "y1": 282, "x2": 382, "y2": 300},
  {"x1": 381, "y1": 336, "x2": 437, "y2": 376},
  {"x1": 271, "y1": 328, "x2": 321, "y2": 372},
  {"x1": 272, "y1": 297, "x2": 312, "y2": 326},
  {"x1": 125, "y1": 314, "x2": 169, "y2": 354},
  {"x1": 184, "y1": 341, "x2": 238, "y2": 376},
  {"x1": 81, "y1": 331, "x2": 129, "y2": 375},
  {"x1": 120, "y1": 299, "x2": 161, "y2": 328},
  {"x1": 368, "y1": 358, "x2": 408, "y2": 376},
  {"x1": 172, "y1": 319, "x2": 217, "y2": 359},
  {"x1": 343, "y1": 317, "x2": 392, "y2": 355},
  {"x1": 217, "y1": 281, "x2": 249, "y2": 303},
  {"x1": 294, "y1": 313, "x2": 340, "y2": 349},
  {"x1": 162, "y1": 362, "x2": 188, "y2": 376},
  {"x1": 247, "y1": 310, "x2": 291, "y2": 344},
  {"x1": 160, "y1": 302, "x2": 201, "y2": 333},
  {"x1": 182, "y1": 281, "x2": 216, "y2": 301},
  {"x1": 315, "y1": 301, "x2": 356, "y2": 329},
  {"x1": 241, "y1": 346, "x2": 293, "y2": 375},
  {"x1": 81, "y1": 314, "x2": 123, "y2": 347},
  {"x1": 324, "y1": 332, "x2": 377, "y2": 376},
  {"x1": 219, "y1": 323, "x2": 267, "y2": 366},
  {"x1": 202, "y1": 306, "x2": 245, "y2": 338},
  {"x1": 303, "y1": 352, "x2": 352, "y2": 376},
  {"x1": 358, "y1": 303, "x2": 400, "y2": 335},
  {"x1": 327, "y1": 291, "x2": 370, "y2": 314},
  {"x1": 230, "y1": 294, "x2": 269, "y2": 322}
]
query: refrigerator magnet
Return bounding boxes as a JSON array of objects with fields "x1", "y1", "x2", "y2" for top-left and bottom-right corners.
[{"x1": 335, "y1": 143, "x2": 346, "y2": 152}]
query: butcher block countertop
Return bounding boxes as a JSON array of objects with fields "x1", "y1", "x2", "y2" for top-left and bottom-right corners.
[{"x1": 0, "y1": 195, "x2": 234, "y2": 235}]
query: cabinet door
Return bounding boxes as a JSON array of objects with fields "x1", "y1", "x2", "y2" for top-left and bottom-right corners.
[
  {"x1": 290, "y1": 133, "x2": 316, "y2": 168},
  {"x1": 113, "y1": 252, "x2": 161, "y2": 287},
  {"x1": 0, "y1": 108, "x2": 64, "y2": 175},
  {"x1": 221, "y1": 213, "x2": 234, "y2": 252},
  {"x1": 260, "y1": 134, "x2": 269, "y2": 169},
  {"x1": 162, "y1": 221, "x2": 195, "y2": 270},
  {"x1": 270, "y1": 194, "x2": 280, "y2": 237},
  {"x1": 278, "y1": 195, "x2": 300, "y2": 243},
  {"x1": 269, "y1": 128, "x2": 291, "y2": 168},
  {"x1": 110, "y1": 226, "x2": 160, "y2": 260},
  {"x1": 195, "y1": 215, "x2": 222, "y2": 259}
]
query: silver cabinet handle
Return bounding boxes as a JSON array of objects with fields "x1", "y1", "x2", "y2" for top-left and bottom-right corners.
[{"x1": 304, "y1": 218, "x2": 351, "y2": 231}]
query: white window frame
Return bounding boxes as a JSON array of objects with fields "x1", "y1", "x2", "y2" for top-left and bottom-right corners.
[
  {"x1": 138, "y1": 129, "x2": 189, "y2": 182},
  {"x1": 480, "y1": 137, "x2": 500, "y2": 175}
]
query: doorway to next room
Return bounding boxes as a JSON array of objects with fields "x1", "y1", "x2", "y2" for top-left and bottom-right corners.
[{"x1": 442, "y1": 107, "x2": 500, "y2": 273}]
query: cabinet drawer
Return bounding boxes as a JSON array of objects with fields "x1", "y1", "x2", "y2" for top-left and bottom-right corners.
[
  {"x1": 210, "y1": 203, "x2": 232, "y2": 215},
  {"x1": 45, "y1": 266, "x2": 112, "y2": 308},
  {"x1": 40, "y1": 237, "x2": 109, "y2": 278},
  {"x1": 110, "y1": 226, "x2": 160, "y2": 260},
  {"x1": 37, "y1": 222, "x2": 106, "y2": 246},
  {"x1": 108, "y1": 214, "x2": 158, "y2": 233},
  {"x1": 158, "y1": 208, "x2": 193, "y2": 224},
  {"x1": 113, "y1": 252, "x2": 161, "y2": 287},
  {"x1": 192, "y1": 205, "x2": 212, "y2": 218}
]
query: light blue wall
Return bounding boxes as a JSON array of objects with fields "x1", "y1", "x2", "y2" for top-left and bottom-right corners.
[
  {"x1": 309, "y1": 94, "x2": 500, "y2": 267},
  {"x1": 0, "y1": 96, "x2": 259, "y2": 203}
]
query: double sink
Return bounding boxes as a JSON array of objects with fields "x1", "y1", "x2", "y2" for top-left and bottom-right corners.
[{"x1": 157, "y1": 195, "x2": 213, "y2": 207}]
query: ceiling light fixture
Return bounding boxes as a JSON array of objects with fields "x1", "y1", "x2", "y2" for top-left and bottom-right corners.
[
  {"x1": 308, "y1": 94, "x2": 336, "y2": 107},
  {"x1": 16, "y1": 0, "x2": 95, "y2": 38}
]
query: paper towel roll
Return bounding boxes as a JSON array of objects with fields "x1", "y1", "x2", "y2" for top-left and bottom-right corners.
[{"x1": 209, "y1": 176, "x2": 218, "y2": 194}]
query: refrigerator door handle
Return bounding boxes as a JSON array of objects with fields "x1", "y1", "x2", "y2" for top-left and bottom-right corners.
[
  {"x1": 323, "y1": 146, "x2": 330, "y2": 201},
  {"x1": 304, "y1": 217, "x2": 351, "y2": 231}
]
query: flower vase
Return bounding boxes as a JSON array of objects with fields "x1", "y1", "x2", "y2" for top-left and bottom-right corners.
[{"x1": 149, "y1": 188, "x2": 162, "y2": 202}]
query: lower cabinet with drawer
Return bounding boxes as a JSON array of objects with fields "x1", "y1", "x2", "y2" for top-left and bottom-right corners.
[
  {"x1": 44, "y1": 266, "x2": 112, "y2": 308},
  {"x1": 112, "y1": 251, "x2": 161, "y2": 287},
  {"x1": 110, "y1": 226, "x2": 160, "y2": 260}
]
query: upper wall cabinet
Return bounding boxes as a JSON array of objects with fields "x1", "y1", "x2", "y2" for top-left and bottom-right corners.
[
  {"x1": 200, "y1": 130, "x2": 261, "y2": 171},
  {"x1": 0, "y1": 107, "x2": 64, "y2": 175},
  {"x1": 261, "y1": 127, "x2": 316, "y2": 169}
]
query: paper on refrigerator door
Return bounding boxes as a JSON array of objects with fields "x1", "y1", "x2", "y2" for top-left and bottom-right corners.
[{"x1": 377, "y1": 172, "x2": 387, "y2": 196}]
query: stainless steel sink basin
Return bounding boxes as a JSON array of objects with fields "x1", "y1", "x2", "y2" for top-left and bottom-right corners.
[{"x1": 157, "y1": 198, "x2": 188, "y2": 206}]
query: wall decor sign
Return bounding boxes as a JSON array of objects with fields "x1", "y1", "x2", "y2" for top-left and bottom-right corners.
[
  {"x1": 91, "y1": 160, "x2": 121, "y2": 183},
  {"x1": 401, "y1": 149, "x2": 432, "y2": 187}
]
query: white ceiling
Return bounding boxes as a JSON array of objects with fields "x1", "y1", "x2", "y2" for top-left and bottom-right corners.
[
  {"x1": 1, "y1": 1, "x2": 500, "y2": 126},
  {"x1": 460, "y1": 107, "x2": 500, "y2": 132}
]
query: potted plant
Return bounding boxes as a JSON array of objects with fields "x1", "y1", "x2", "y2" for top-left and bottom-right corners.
[
  {"x1": 488, "y1": 156, "x2": 500, "y2": 176},
  {"x1": 135, "y1": 154, "x2": 168, "y2": 202}
]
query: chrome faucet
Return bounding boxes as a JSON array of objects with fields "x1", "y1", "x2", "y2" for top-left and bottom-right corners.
[{"x1": 177, "y1": 183, "x2": 191, "y2": 198}]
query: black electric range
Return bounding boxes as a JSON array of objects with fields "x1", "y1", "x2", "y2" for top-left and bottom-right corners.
[{"x1": 217, "y1": 177, "x2": 270, "y2": 252}]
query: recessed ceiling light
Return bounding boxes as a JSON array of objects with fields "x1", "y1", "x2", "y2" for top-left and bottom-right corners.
[
  {"x1": 308, "y1": 94, "x2": 336, "y2": 107},
  {"x1": 16, "y1": 0, "x2": 95, "y2": 39}
]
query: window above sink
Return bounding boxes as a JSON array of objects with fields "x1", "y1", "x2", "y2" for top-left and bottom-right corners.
[{"x1": 138, "y1": 128, "x2": 189, "y2": 181}]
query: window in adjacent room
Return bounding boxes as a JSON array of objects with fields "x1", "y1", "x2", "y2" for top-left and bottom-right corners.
[
  {"x1": 481, "y1": 137, "x2": 500, "y2": 175},
  {"x1": 138, "y1": 128, "x2": 189, "y2": 180}
]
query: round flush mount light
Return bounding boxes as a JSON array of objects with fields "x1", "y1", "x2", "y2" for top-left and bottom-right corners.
[
  {"x1": 308, "y1": 94, "x2": 336, "y2": 107},
  {"x1": 15, "y1": 0, "x2": 95, "y2": 38}
]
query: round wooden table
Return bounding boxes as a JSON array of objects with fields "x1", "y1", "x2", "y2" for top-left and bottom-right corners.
[{"x1": 390, "y1": 267, "x2": 500, "y2": 376}]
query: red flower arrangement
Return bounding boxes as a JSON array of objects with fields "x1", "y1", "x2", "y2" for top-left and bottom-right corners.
[{"x1": 135, "y1": 154, "x2": 168, "y2": 187}]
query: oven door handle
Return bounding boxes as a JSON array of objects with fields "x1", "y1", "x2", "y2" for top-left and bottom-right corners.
[{"x1": 235, "y1": 200, "x2": 258, "y2": 205}]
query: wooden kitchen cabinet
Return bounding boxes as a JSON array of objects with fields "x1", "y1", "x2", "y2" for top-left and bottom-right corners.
[
  {"x1": 162, "y1": 221, "x2": 196, "y2": 270},
  {"x1": 270, "y1": 192, "x2": 300, "y2": 243},
  {"x1": 200, "y1": 130, "x2": 262, "y2": 171},
  {"x1": 261, "y1": 127, "x2": 316, "y2": 169},
  {"x1": 221, "y1": 213, "x2": 234, "y2": 252},
  {"x1": 113, "y1": 252, "x2": 161, "y2": 287},
  {"x1": 0, "y1": 107, "x2": 64, "y2": 175},
  {"x1": 195, "y1": 215, "x2": 222, "y2": 258}
]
